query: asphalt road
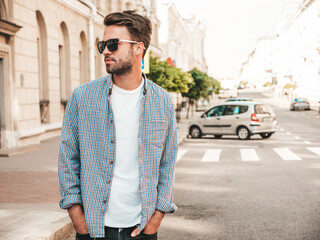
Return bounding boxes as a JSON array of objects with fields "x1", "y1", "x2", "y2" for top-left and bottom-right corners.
[{"x1": 158, "y1": 91, "x2": 320, "y2": 240}]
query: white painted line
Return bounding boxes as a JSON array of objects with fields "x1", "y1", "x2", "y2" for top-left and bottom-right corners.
[
  {"x1": 307, "y1": 147, "x2": 320, "y2": 156},
  {"x1": 286, "y1": 132, "x2": 292, "y2": 135},
  {"x1": 176, "y1": 149, "x2": 187, "y2": 162},
  {"x1": 201, "y1": 149, "x2": 221, "y2": 162},
  {"x1": 280, "y1": 128, "x2": 284, "y2": 132},
  {"x1": 273, "y1": 148, "x2": 302, "y2": 161},
  {"x1": 304, "y1": 141, "x2": 311, "y2": 145},
  {"x1": 294, "y1": 136, "x2": 300, "y2": 140},
  {"x1": 241, "y1": 149, "x2": 259, "y2": 161},
  {"x1": 316, "y1": 116, "x2": 320, "y2": 119}
]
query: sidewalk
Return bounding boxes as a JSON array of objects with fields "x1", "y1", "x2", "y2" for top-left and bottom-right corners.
[{"x1": 0, "y1": 108, "x2": 202, "y2": 240}]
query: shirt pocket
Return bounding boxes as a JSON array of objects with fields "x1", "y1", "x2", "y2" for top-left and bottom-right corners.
[{"x1": 145, "y1": 120, "x2": 168, "y2": 149}]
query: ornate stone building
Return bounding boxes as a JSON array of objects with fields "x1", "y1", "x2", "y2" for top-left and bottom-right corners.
[{"x1": 0, "y1": 0, "x2": 159, "y2": 149}]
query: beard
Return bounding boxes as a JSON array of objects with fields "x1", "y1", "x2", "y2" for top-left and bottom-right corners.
[{"x1": 105, "y1": 48, "x2": 134, "y2": 75}]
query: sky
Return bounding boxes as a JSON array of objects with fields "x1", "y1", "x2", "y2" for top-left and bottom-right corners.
[{"x1": 172, "y1": 0, "x2": 302, "y2": 79}]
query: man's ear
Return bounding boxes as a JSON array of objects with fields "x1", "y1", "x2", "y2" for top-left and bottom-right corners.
[{"x1": 135, "y1": 42, "x2": 145, "y2": 56}]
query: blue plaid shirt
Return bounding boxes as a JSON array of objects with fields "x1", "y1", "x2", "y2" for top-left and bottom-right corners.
[{"x1": 58, "y1": 74, "x2": 177, "y2": 238}]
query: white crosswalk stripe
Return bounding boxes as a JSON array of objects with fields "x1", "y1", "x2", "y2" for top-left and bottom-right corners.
[
  {"x1": 307, "y1": 147, "x2": 320, "y2": 156},
  {"x1": 176, "y1": 149, "x2": 188, "y2": 162},
  {"x1": 201, "y1": 149, "x2": 221, "y2": 162},
  {"x1": 241, "y1": 149, "x2": 260, "y2": 161},
  {"x1": 273, "y1": 148, "x2": 302, "y2": 161},
  {"x1": 177, "y1": 147, "x2": 320, "y2": 163}
]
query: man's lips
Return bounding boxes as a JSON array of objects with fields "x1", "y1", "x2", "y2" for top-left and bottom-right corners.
[{"x1": 105, "y1": 57, "x2": 115, "y2": 64}]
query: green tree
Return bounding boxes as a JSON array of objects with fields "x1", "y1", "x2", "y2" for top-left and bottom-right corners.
[
  {"x1": 146, "y1": 55, "x2": 192, "y2": 93},
  {"x1": 182, "y1": 68, "x2": 211, "y2": 118}
]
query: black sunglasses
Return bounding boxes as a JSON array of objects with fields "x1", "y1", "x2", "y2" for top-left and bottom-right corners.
[{"x1": 97, "y1": 39, "x2": 144, "y2": 54}]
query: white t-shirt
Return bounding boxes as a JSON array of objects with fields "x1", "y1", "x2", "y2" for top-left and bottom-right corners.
[{"x1": 104, "y1": 80, "x2": 143, "y2": 227}]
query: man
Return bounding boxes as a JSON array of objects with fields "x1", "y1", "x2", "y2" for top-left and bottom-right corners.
[{"x1": 58, "y1": 11, "x2": 177, "y2": 240}]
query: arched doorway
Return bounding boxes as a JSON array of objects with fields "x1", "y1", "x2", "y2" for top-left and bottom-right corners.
[
  {"x1": 79, "y1": 31, "x2": 89, "y2": 84},
  {"x1": 59, "y1": 22, "x2": 71, "y2": 111},
  {"x1": 36, "y1": 10, "x2": 49, "y2": 124}
]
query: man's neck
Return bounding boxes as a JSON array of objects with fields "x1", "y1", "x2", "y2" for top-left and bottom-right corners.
[{"x1": 112, "y1": 70, "x2": 143, "y2": 91}]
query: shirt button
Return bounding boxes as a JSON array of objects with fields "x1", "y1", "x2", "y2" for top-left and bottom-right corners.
[
  {"x1": 110, "y1": 161, "x2": 114, "y2": 165},
  {"x1": 111, "y1": 140, "x2": 115, "y2": 143},
  {"x1": 107, "y1": 180, "x2": 111, "y2": 184},
  {"x1": 110, "y1": 120, "x2": 113, "y2": 123},
  {"x1": 103, "y1": 200, "x2": 107, "y2": 204}
]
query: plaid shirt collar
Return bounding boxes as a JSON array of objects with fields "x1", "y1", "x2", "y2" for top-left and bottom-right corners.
[{"x1": 106, "y1": 72, "x2": 148, "y2": 97}]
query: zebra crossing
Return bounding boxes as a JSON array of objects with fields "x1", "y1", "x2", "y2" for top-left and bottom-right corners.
[{"x1": 176, "y1": 147, "x2": 320, "y2": 163}]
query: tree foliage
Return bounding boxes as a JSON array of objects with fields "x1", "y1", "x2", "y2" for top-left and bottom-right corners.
[
  {"x1": 146, "y1": 55, "x2": 192, "y2": 93},
  {"x1": 182, "y1": 68, "x2": 220, "y2": 100}
]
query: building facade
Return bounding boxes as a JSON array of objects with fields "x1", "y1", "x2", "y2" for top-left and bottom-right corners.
[
  {"x1": 0, "y1": 0, "x2": 158, "y2": 149},
  {"x1": 240, "y1": 0, "x2": 320, "y2": 102},
  {"x1": 158, "y1": 0, "x2": 207, "y2": 73}
]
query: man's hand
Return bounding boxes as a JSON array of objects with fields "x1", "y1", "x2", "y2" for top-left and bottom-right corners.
[
  {"x1": 68, "y1": 205, "x2": 89, "y2": 234},
  {"x1": 131, "y1": 210, "x2": 165, "y2": 237}
]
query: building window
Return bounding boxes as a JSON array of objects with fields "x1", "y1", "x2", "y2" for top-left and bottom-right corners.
[
  {"x1": 80, "y1": 31, "x2": 89, "y2": 85},
  {"x1": 107, "y1": 0, "x2": 112, "y2": 13},
  {"x1": 118, "y1": 0, "x2": 123, "y2": 11},
  {"x1": 36, "y1": 10, "x2": 49, "y2": 124},
  {"x1": 59, "y1": 22, "x2": 71, "y2": 111}
]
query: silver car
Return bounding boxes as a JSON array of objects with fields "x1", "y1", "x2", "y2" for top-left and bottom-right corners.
[
  {"x1": 290, "y1": 98, "x2": 310, "y2": 111},
  {"x1": 188, "y1": 102, "x2": 278, "y2": 140}
]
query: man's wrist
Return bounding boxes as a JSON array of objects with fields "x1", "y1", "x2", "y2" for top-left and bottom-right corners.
[{"x1": 155, "y1": 209, "x2": 165, "y2": 217}]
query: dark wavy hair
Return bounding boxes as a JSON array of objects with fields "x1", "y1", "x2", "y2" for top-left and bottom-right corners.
[{"x1": 104, "y1": 10, "x2": 152, "y2": 58}]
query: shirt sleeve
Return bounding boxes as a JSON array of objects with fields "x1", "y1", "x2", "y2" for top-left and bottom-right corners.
[
  {"x1": 156, "y1": 98, "x2": 178, "y2": 213},
  {"x1": 58, "y1": 89, "x2": 82, "y2": 209}
]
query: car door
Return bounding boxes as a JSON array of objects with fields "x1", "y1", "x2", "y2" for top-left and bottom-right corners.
[
  {"x1": 200, "y1": 105, "x2": 226, "y2": 134},
  {"x1": 219, "y1": 105, "x2": 241, "y2": 134}
]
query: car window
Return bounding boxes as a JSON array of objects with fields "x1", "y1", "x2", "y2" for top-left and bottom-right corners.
[
  {"x1": 296, "y1": 98, "x2": 307, "y2": 102},
  {"x1": 224, "y1": 105, "x2": 238, "y2": 115},
  {"x1": 206, "y1": 105, "x2": 226, "y2": 117},
  {"x1": 254, "y1": 104, "x2": 272, "y2": 114},
  {"x1": 238, "y1": 105, "x2": 248, "y2": 114}
]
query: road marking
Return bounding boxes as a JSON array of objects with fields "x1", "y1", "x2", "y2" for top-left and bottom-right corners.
[
  {"x1": 201, "y1": 149, "x2": 221, "y2": 162},
  {"x1": 286, "y1": 132, "x2": 292, "y2": 135},
  {"x1": 177, "y1": 149, "x2": 187, "y2": 162},
  {"x1": 294, "y1": 136, "x2": 300, "y2": 140},
  {"x1": 307, "y1": 147, "x2": 320, "y2": 156},
  {"x1": 280, "y1": 128, "x2": 284, "y2": 132},
  {"x1": 241, "y1": 149, "x2": 259, "y2": 161},
  {"x1": 273, "y1": 148, "x2": 302, "y2": 161},
  {"x1": 304, "y1": 141, "x2": 311, "y2": 145}
]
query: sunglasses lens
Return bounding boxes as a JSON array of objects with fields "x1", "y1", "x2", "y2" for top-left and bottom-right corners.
[
  {"x1": 106, "y1": 39, "x2": 119, "y2": 52},
  {"x1": 97, "y1": 42, "x2": 105, "y2": 54},
  {"x1": 97, "y1": 39, "x2": 119, "y2": 53}
]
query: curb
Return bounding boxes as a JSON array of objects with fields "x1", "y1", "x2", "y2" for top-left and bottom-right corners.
[
  {"x1": 45, "y1": 222, "x2": 74, "y2": 240},
  {"x1": 0, "y1": 144, "x2": 43, "y2": 157}
]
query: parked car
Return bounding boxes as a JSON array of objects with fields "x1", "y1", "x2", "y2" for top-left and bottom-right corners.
[
  {"x1": 188, "y1": 102, "x2": 278, "y2": 140},
  {"x1": 290, "y1": 98, "x2": 310, "y2": 111},
  {"x1": 225, "y1": 98, "x2": 253, "y2": 102}
]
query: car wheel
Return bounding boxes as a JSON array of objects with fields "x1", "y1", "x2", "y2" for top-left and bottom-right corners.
[
  {"x1": 190, "y1": 126, "x2": 202, "y2": 139},
  {"x1": 237, "y1": 126, "x2": 251, "y2": 140},
  {"x1": 214, "y1": 134, "x2": 222, "y2": 139},
  {"x1": 260, "y1": 133, "x2": 273, "y2": 139}
]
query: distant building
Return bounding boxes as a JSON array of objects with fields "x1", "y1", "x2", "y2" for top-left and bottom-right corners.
[
  {"x1": 157, "y1": 0, "x2": 207, "y2": 72},
  {"x1": 240, "y1": 0, "x2": 320, "y2": 102},
  {"x1": 239, "y1": 36, "x2": 277, "y2": 88}
]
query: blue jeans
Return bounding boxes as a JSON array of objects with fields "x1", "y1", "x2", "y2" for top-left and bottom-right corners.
[{"x1": 76, "y1": 226, "x2": 157, "y2": 240}]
